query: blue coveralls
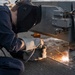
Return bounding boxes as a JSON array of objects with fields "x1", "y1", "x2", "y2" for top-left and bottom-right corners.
[{"x1": 0, "y1": 6, "x2": 25, "y2": 75}]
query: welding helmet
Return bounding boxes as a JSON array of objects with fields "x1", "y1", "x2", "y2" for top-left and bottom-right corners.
[{"x1": 16, "y1": 3, "x2": 41, "y2": 33}]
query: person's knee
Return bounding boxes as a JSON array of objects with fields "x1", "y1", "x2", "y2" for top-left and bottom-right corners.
[
  {"x1": 0, "y1": 57, "x2": 25, "y2": 75},
  {"x1": 15, "y1": 58, "x2": 25, "y2": 72}
]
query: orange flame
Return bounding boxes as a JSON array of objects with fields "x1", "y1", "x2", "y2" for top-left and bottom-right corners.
[
  {"x1": 61, "y1": 55, "x2": 69, "y2": 63},
  {"x1": 50, "y1": 51, "x2": 69, "y2": 65}
]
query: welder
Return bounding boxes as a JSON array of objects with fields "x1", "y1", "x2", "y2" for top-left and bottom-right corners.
[{"x1": 0, "y1": 1, "x2": 46, "y2": 75}]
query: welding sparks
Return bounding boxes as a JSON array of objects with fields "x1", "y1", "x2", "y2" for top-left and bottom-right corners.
[
  {"x1": 48, "y1": 50, "x2": 70, "y2": 65},
  {"x1": 61, "y1": 51, "x2": 69, "y2": 63},
  {"x1": 55, "y1": 51, "x2": 69, "y2": 65},
  {"x1": 61, "y1": 55, "x2": 69, "y2": 63},
  {"x1": 44, "y1": 37, "x2": 70, "y2": 65}
]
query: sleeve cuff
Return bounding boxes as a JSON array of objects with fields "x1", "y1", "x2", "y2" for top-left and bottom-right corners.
[{"x1": 19, "y1": 38, "x2": 26, "y2": 50}]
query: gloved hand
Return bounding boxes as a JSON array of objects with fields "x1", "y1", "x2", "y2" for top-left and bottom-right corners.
[
  {"x1": 22, "y1": 38, "x2": 44, "y2": 50},
  {"x1": 21, "y1": 38, "x2": 47, "y2": 62},
  {"x1": 23, "y1": 45, "x2": 47, "y2": 62}
]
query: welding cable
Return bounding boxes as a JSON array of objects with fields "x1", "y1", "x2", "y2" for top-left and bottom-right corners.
[{"x1": 25, "y1": 49, "x2": 36, "y2": 63}]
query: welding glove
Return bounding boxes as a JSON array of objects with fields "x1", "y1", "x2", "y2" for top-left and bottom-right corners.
[
  {"x1": 22, "y1": 38, "x2": 44, "y2": 51},
  {"x1": 21, "y1": 38, "x2": 47, "y2": 62}
]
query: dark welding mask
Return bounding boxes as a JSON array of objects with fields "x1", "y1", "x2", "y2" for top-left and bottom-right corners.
[{"x1": 17, "y1": 3, "x2": 41, "y2": 33}]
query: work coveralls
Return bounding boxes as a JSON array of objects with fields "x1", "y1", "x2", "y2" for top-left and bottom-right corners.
[{"x1": 0, "y1": 6, "x2": 25, "y2": 75}]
